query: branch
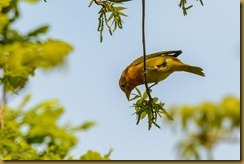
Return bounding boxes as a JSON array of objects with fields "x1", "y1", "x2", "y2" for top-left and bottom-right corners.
[
  {"x1": 90, "y1": 0, "x2": 128, "y2": 42},
  {"x1": 0, "y1": 75, "x2": 6, "y2": 130},
  {"x1": 141, "y1": 0, "x2": 153, "y2": 101},
  {"x1": 0, "y1": 106, "x2": 4, "y2": 129},
  {"x1": 129, "y1": 0, "x2": 174, "y2": 130}
]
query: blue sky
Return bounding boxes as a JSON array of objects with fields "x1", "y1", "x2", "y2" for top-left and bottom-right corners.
[{"x1": 10, "y1": 0, "x2": 240, "y2": 160}]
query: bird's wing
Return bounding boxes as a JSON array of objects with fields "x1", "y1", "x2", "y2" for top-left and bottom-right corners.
[{"x1": 129, "y1": 50, "x2": 182, "y2": 67}]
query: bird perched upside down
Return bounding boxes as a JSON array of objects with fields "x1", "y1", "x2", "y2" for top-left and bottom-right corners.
[{"x1": 119, "y1": 50, "x2": 205, "y2": 100}]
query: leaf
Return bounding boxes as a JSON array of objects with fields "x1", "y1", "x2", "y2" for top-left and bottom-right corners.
[
  {"x1": 161, "y1": 107, "x2": 173, "y2": 121},
  {"x1": 88, "y1": 0, "x2": 95, "y2": 7},
  {"x1": 0, "y1": 0, "x2": 11, "y2": 9},
  {"x1": 153, "y1": 98, "x2": 158, "y2": 103},
  {"x1": 80, "y1": 150, "x2": 109, "y2": 160},
  {"x1": 135, "y1": 87, "x2": 141, "y2": 96},
  {"x1": 0, "y1": 14, "x2": 9, "y2": 33},
  {"x1": 27, "y1": 25, "x2": 49, "y2": 37},
  {"x1": 129, "y1": 95, "x2": 140, "y2": 101},
  {"x1": 23, "y1": 0, "x2": 39, "y2": 3},
  {"x1": 142, "y1": 92, "x2": 148, "y2": 99},
  {"x1": 140, "y1": 111, "x2": 147, "y2": 120},
  {"x1": 70, "y1": 121, "x2": 97, "y2": 131},
  {"x1": 118, "y1": 11, "x2": 127, "y2": 17},
  {"x1": 107, "y1": 13, "x2": 114, "y2": 22},
  {"x1": 114, "y1": 6, "x2": 127, "y2": 11},
  {"x1": 17, "y1": 94, "x2": 32, "y2": 110},
  {"x1": 185, "y1": 5, "x2": 193, "y2": 10},
  {"x1": 199, "y1": 0, "x2": 204, "y2": 6}
]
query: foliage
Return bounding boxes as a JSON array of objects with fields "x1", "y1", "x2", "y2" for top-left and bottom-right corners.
[
  {"x1": 170, "y1": 96, "x2": 240, "y2": 160},
  {"x1": 89, "y1": 0, "x2": 204, "y2": 41},
  {"x1": 0, "y1": 40, "x2": 73, "y2": 92},
  {"x1": 0, "y1": 0, "x2": 73, "y2": 93},
  {"x1": 0, "y1": 95, "x2": 101, "y2": 160},
  {"x1": 89, "y1": 0, "x2": 128, "y2": 42},
  {"x1": 131, "y1": 88, "x2": 173, "y2": 130},
  {"x1": 80, "y1": 149, "x2": 112, "y2": 160},
  {"x1": 178, "y1": 0, "x2": 204, "y2": 16},
  {"x1": 0, "y1": 0, "x2": 109, "y2": 160},
  {"x1": 88, "y1": 0, "x2": 205, "y2": 130}
]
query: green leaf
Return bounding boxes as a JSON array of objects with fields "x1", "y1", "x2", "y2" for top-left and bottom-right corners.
[
  {"x1": 142, "y1": 91, "x2": 148, "y2": 99},
  {"x1": 27, "y1": 25, "x2": 49, "y2": 37},
  {"x1": 23, "y1": 0, "x2": 39, "y2": 3},
  {"x1": 80, "y1": 150, "x2": 110, "y2": 160},
  {"x1": 70, "y1": 121, "x2": 96, "y2": 131},
  {"x1": 88, "y1": 0, "x2": 95, "y2": 7},
  {"x1": 185, "y1": 5, "x2": 193, "y2": 10},
  {"x1": 199, "y1": 0, "x2": 204, "y2": 6},
  {"x1": 118, "y1": 11, "x2": 127, "y2": 17},
  {"x1": 17, "y1": 94, "x2": 32, "y2": 110},
  {"x1": 114, "y1": 6, "x2": 127, "y2": 11},
  {"x1": 135, "y1": 87, "x2": 141, "y2": 96},
  {"x1": 140, "y1": 111, "x2": 147, "y2": 120},
  {"x1": 129, "y1": 95, "x2": 140, "y2": 101},
  {"x1": 153, "y1": 98, "x2": 158, "y2": 103}
]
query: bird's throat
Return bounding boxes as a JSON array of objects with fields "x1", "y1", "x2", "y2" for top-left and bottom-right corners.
[{"x1": 126, "y1": 66, "x2": 144, "y2": 87}]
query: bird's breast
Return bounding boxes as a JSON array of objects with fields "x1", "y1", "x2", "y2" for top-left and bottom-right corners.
[{"x1": 126, "y1": 66, "x2": 144, "y2": 86}]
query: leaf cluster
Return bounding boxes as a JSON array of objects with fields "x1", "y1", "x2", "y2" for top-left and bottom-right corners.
[
  {"x1": 0, "y1": 0, "x2": 73, "y2": 93},
  {"x1": 178, "y1": 0, "x2": 204, "y2": 16},
  {"x1": 0, "y1": 40, "x2": 73, "y2": 92},
  {"x1": 170, "y1": 96, "x2": 240, "y2": 160},
  {"x1": 131, "y1": 88, "x2": 173, "y2": 130},
  {"x1": 80, "y1": 149, "x2": 112, "y2": 160},
  {"x1": 0, "y1": 1, "x2": 110, "y2": 160},
  {"x1": 89, "y1": 0, "x2": 128, "y2": 42},
  {"x1": 0, "y1": 95, "x2": 98, "y2": 160}
]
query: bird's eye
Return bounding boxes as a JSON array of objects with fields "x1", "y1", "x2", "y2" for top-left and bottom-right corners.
[{"x1": 121, "y1": 84, "x2": 125, "y2": 88}]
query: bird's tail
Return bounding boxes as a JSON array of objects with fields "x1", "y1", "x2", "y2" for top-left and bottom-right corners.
[{"x1": 180, "y1": 65, "x2": 205, "y2": 77}]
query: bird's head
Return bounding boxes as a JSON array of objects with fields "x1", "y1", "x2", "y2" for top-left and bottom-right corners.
[{"x1": 119, "y1": 70, "x2": 134, "y2": 101}]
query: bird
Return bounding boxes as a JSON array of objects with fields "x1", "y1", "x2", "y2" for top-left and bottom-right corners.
[{"x1": 119, "y1": 50, "x2": 205, "y2": 100}]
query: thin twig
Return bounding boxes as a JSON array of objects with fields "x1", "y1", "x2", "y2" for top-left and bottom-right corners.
[
  {"x1": 94, "y1": 0, "x2": 106, "y2": 7},
  {"x1": 141, "y1": 0, "x2": 153, "y2": 101},
  {"x1": 0, "y1": 108, "x2": 4, "y2": 129},
  {"x1": 0, "y1": 87, "x2": 5, "y2": 129},
  {"x1": 3, "y1": 86, "x2": 7, "y2": 105},
  {"x1": 0, "y1": 79, "x2": 6, "y2": 129}
]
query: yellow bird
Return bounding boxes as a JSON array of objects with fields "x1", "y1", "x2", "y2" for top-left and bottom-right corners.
[{"x1": 119, "y1": 50, "x2": 205, "y2": 100}]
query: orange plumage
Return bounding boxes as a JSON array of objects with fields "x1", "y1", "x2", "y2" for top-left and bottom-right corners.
[{"x1": 119, "y1": 50, "x2": 205, "y2": 100}]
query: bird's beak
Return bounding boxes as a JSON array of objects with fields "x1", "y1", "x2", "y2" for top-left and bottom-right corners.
[{"x1": 126, "y1": 91, "x2": 131, "y2": 101}]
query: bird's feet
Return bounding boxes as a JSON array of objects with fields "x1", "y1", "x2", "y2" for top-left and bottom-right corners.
[{"x1": 149, "y1": 82, "x2": 158, "y2": 89}]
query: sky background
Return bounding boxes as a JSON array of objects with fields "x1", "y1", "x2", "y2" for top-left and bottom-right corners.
[{"x1": 9, "y1": 0, "x2": 240, "y2": 160}]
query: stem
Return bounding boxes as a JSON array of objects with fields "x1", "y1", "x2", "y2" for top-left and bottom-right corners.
[
  {"x1": 94, "y1": 0, "x2": 105, "y2": 7},
  {"x1": 0, "y1": 107, "x2": 4, "y2": 129},
  {"x1": 141, "y1": 0, "x2": 153, "y2": 101},
  {"x1": 0, "y1": 8, "x2": 9, "y2": 129},
  {"x1": 3, "y1": 86, "x2": 7, "y2": 105},
  {"x1": 0, "y1": 86, "x2": 5, "y2": 129}
]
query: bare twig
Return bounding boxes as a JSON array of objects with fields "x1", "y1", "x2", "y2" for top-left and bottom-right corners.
[
  {"x1": 3, "y1": 86, "x2": 7, "y2": 105},
  {"x1": 0, "y1": 77, "x2": 7, "y2": 130},
  {"x1": 94, "y1": 0, "x2": 106, "y2": 7},
  {"x1": 0, "y1": 108, "x2": 4, "y2": 129},
  {"x1": 141, "y1": 0, "x2": 153, "y2": 101}
]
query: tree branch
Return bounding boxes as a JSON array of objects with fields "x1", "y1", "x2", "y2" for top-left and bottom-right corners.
[
  {"x1": 141, "y1": 0, "x2": 153, "y2": 101},
  {"x1": 0, "y1": 107, "x2": 4, "y2": 129},
  {"x1": 0, "y1": 85, "x2": 5, "y2": 129}
]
